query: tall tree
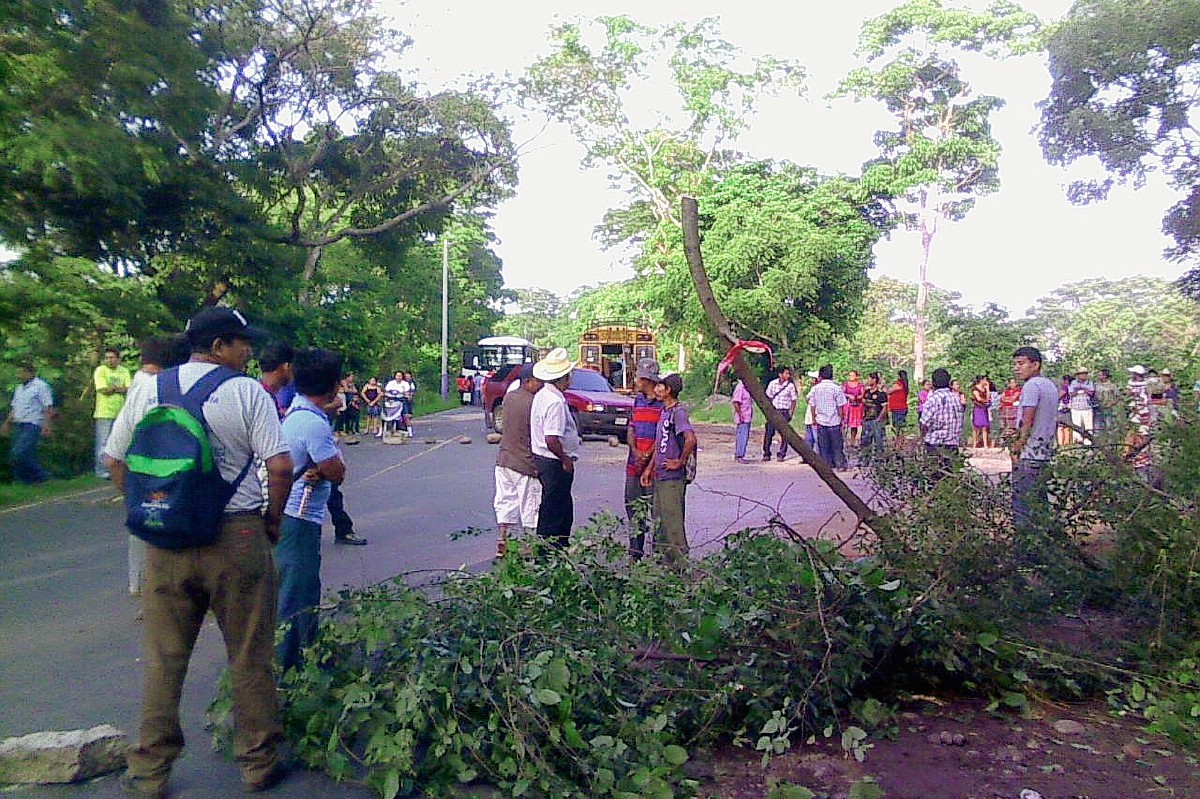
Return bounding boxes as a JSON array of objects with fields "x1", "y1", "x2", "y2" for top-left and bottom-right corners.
[
  {"x1": 521, "y1": 15, "x2": 803, "y2": 265},
  {"x1": 188, "y1": 0, "x2": 518, "y2": 298},
  {"x1": 833, "y1": 0, "x2": 1040, "y2": 381},
  {"x1": 1038, "y1": 0, "x2": 1200, "y2": 288}
]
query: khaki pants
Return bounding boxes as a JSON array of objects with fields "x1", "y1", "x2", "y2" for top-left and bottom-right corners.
[
  {"x1": 653, "y1": 479, "x2": 689, "y2": 566},
  {"x1": 127, "y1": 514, "x2": 282, "y2": 790}
]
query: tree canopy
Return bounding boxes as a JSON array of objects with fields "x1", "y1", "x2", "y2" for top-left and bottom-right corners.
[{"x1": 1039, "y1": 0, "x2": 1200, "y2": 274}]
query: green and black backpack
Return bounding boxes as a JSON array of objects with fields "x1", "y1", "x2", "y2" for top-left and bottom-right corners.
[{"x1": 123, "y1": 366, "x2": 253, "y2": 549}]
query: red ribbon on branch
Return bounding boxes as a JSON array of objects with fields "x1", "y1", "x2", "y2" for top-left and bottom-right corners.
[{"x1": 716, "y1": 340, "x2": 774, "y2": 381}]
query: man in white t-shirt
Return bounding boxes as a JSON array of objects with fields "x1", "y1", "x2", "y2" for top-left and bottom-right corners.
[
  {"x1": 1011, "y1": 346, "x2": 1058, "y2": 535},
  {"x1": 530, "y1": 348, "x2": 580, "y2": 546},
  {"x1": 104, "y1": 307, "x2": 294, "y2": 796}
]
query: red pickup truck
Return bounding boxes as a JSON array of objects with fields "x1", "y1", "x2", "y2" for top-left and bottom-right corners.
[{"x1": 483, "y1": 365, "x2": 634, "y2": 437}]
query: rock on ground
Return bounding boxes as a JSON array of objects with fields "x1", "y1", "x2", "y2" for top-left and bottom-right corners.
[{"x1": 0, "y1": 725, "x2": 128, "y2": 784}]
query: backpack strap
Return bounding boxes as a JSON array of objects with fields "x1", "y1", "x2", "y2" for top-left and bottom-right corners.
[{"x1": 158, "y1": 365, "x2": 255, "y2": 491}]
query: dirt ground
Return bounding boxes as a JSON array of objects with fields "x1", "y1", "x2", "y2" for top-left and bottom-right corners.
[
  {"x1": 698, "y1": 696, "x2": 1200, "y2": 799},
  {"x1": 664, "y1": 423, "x2": 1198, "y2": 799}
]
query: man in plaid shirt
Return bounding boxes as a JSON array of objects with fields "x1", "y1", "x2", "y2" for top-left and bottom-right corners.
[{"x1": 919, "y1": 368, "x2": 963, "y2": 475}]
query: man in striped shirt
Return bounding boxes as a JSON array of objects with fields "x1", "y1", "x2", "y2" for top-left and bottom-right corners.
[
  {"x1": 919, "y1": 368, "x2": 963, "y2": 476},
  {"x1": 624, "y1": 358, "x2": 662, "y2": 558}
]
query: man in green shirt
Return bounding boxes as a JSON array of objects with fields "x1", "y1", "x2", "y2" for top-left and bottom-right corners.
[{"x1": 93, "y1": 347, "x2": 130, "y2": 478}]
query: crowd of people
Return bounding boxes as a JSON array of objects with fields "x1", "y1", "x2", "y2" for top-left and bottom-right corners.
[
  {"x1": 491, "y1": 351, "x2": 697, "y2": 567},
  {"x1": 721, "y1": 358, "x2": 1191, "y2": 473}
]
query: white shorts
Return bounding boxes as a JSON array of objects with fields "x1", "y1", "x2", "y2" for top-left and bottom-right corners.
[{"x1": 493, "y1": 466, "x2": 541, "y2": 528}]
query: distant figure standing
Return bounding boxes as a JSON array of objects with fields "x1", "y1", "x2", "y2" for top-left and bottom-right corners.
[
  {"x1": 472, "y1": 372, "x2": 486, "y2": 407},
  {"x1": 1068, "y1": 368, "x2": 1095, "y2": 443},
  {"x1": 494, "y1": 364, "x2": 543, "y2": 557},
  {"x1": 762, "y1": 367, "x2": 798, "y2": 462},
  {"x1": 1011, "y1": 346, "x2": 1059, "y2": 533},
  {"x1": 921, "y1": 368, "x2": 963, "y2": 476},
  {"x1": 998, "y1": 378, "x2": 1022, "y2": 436},
  {"x1": 859, "y1": 373, "x2": 888, "y2": 465},
  {"x1": 970, "y1": 375, "x2": 991, "y2": 449},
  {"x1": 887, "y1": 370, "x2": 910, "y2": 448},
  {"x1": 731, "y1": 377, "x2": 753, "y2": 463},
  {"x1": 93, "y1": 347, "x2": 131, "y2": 478},
  {"x1": 841, "y1": 370, "x2": 864, "y2": 448},
  {"x1": 625, "y1": 359, "x2": 662, "y2": 558},
  {"x1": 641, "y1": 373, "x2": 696, "y2": 567},
  {"x1": 530, "y1": 349, "x2": 580, "y2": 546},
  {"x1": 3, "y1": 363, "x2": 55, "y2": 484},
  {"x1": 806, "y1": 365, "x2": 848, "y2": 469}
]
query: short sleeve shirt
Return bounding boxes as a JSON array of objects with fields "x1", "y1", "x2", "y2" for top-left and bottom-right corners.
[
  {"x1": 497, "y1": 385, "x2": 539, "y2": 476},
  {"x1": 10, "y1": 377, "x2": 54, "y2": 426},
  {"x1": 1018, "y1": 375, "x2": 1059, "y2": 462},
  {"x1": 93, "y1": 364, "x2": 132, "y2": 419},
  {"x1": 806, "y1": 380, "x2": 847, "y2": 427},
  {"x1": 654, "y1": 404, "x2": 694, "y2": 482},
  {"x1": 765, "y1": 378, "x2": 798, "y2": 411},
  {"x1": 862, "y1": 389, "x2": 887, "y2": 421},
  {"x1": 920, "y1": 387, "x2": 963, "y2": 446},
  {"x1": 731, "y1": 381, "x2": 753, "y2": 424},
  {"x1": 105, "y1": 363, "x2": 289, "y2": 512},
  {"x1": 530, "y1": 383, "x2": 580, "y2": 460},
  {"x1": 626, "y1": 393, "x2": 664, "y2": 475},
  {"x1": 282, "y1": 396, "x2": 340, "y2": 523}
]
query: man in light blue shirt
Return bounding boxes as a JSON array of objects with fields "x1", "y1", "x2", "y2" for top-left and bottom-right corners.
[
  {"x1": 3, "y1": 363, "x2": 55, "y2": 483},
  {"x1": 276, "y1": 348, "x2": 346, "y2": 673}
]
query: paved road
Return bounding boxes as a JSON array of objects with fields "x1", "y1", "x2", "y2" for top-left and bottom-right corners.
[{"x1": 0, "y1": 406, "x2": 631, "y2": 798}]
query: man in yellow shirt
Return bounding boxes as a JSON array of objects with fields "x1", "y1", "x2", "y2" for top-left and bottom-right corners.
[{"x1": 93, "y1": 347, "x2": 130, "y2": 478}]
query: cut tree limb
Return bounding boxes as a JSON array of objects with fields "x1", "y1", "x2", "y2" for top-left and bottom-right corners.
[{"x1": 681, "y1": 196, "x2": 876, "y2": 525}]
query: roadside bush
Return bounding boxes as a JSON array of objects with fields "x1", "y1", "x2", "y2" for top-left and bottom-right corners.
[{"x1": 208, "y1": 418, "x2": 1200, "y2": 797}]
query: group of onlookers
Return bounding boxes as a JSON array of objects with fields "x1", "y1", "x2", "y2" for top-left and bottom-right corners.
[
  {"x1": 729, "y1": 365, "x2": 914, "y2": 469},
  {"x1": 491, "y1": 352, "x2": 697, "y2": 567}
]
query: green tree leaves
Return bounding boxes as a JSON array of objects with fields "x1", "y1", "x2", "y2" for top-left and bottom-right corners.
[{"x1": 1039, "y1": 0, "x2": 1200, "y2": 265}]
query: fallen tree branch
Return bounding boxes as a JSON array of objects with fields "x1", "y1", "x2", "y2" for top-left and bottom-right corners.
[{"x1": 680, "y1": 196, "x2": 877, "y2": 525}]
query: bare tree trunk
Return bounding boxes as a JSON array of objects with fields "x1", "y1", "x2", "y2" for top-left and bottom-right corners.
[
  {"x1": 914, "y1": 191, "x2": 937, "y2": 383},
  {"x1": 681, "y1": 196, "x2": 876, "y2": 524},
  {"x1": 299, "y1": 246, "x2": 324, "y2": 306}
]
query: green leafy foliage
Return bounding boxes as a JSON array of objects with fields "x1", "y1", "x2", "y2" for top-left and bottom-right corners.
[{"x1": 1039, "y1": 0, "x2": 1200, "y2": 267}]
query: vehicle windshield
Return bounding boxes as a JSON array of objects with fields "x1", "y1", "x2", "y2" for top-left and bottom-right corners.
[{"x1": 568, "y1": 369, "x2": 615, "y2": 393}]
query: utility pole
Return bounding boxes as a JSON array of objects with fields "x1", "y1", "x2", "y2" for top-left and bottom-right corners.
[{"x1": 440, "y1": 236, "x2": 449, "y2": 401}]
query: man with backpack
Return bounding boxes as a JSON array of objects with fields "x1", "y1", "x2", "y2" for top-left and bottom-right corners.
[{"x1": 103, "y1": 307, "x2": 294, "y2": 797}]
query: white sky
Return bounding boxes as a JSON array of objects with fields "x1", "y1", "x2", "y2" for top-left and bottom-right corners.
[{"x1": 383, "y1": 0, "x2": 1187, "y2": 318}]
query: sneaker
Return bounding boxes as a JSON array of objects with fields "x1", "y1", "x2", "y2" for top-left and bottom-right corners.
[
  {"x1": 244, "y1": 761, "x2": 291, "y2": 793},
  {"x1": 762, "y1": 454, "x2": 771, "y2": 462},
  {"x1": 119, "y1": 771, "x2": 167, "y2": 799},
  {"x1": 334, "y1": 533, "x2": 368, "y2": 546}
]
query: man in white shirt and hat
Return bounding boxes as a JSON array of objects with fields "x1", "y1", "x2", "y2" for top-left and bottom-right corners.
[{"x1": 530, "y1": 347, "x2": 581, "y2": 547}]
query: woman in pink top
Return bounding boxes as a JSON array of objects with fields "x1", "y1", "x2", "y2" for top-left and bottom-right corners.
[{"x1": 841, "y1": 370, "x2": 864, "y2": 447}]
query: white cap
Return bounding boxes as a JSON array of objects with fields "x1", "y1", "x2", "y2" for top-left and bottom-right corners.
[{"x1": 1128, "y1": 365, "x2": 1147, "y2": 375}]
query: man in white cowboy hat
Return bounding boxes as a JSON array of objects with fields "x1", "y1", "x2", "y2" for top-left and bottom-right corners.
[
  {"x1": 1067, "y1": 367, "x2": 1095, "y2": 444},
  {"x1": 530, "y1": 347, "x2": 580, "y2": 546}
]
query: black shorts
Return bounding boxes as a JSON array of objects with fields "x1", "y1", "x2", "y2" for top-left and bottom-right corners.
[{"x1": 890, "y1": 409, "x2": 908, "y2": 429}]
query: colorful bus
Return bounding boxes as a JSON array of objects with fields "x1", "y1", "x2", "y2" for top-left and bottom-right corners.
[{"x1": 577, "y1": 321, "x2": 657, "y2": 393}]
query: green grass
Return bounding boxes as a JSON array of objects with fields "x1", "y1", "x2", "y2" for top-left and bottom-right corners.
[
  {"x1": 413, "y1": 394, "x2": 464, "y2": 416},
  {"x1": 0, "y1": 474, "x2": 108, "y2": 508}
]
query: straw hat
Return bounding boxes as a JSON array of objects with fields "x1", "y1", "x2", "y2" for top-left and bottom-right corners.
[{"x1": 533, "y1": 347, "x2": 576, "y2": 381}]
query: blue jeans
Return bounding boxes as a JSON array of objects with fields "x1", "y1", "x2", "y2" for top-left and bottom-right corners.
[
  {"x1": 734, "y1": 422, "x2": 750, "y2": 459},
  {"x1": 860, "y1": 419, "x2": 883, "y2": 463},
  {"x1": 1012, "y1": 459, "x2": 1048, "y2": 532},
  {"x1": 274, "y1": 516, "x2": 322, "y2": 672},
  {"x1": 816, "y1": 424, "x2": 846, "y2": 469},
  {"x1": 9, "y1": 423, "x2": 47, "y2": 483},
  {"x1": 763, "y1": 409, "x2": 794, "y2": 458},
  {"x1": 95, "y1": 418, "x2": 115, "y2": 477}
]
